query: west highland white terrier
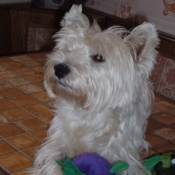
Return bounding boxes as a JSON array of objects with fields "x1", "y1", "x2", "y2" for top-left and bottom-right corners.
[{"x1": 30, "y1": 5, "x2": 159, "y2": 175}]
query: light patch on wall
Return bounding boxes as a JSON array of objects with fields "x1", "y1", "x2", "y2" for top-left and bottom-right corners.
[{"x1": 85, "y1": 0, "x2": 101, "y2": 10}]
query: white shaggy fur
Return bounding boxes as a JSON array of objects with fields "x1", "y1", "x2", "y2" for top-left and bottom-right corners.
[{"x1": 30, "y1": 5, "x2": 159, "y2": 175}]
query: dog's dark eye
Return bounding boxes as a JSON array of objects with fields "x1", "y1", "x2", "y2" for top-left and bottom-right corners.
[{"x1": 92, "y1": 54, "x2": 104, "y2": 62}]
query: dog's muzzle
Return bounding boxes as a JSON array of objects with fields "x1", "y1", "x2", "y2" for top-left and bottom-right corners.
[{"x1": 54, "y1": 63, "x2": 70, "y2": 79}]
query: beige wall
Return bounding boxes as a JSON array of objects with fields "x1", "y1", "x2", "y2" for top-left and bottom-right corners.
[{"x1": 85, "y1": 0, "x2": 175, "y2": 36}]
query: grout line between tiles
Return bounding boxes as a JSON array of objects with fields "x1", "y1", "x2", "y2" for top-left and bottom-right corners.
[
  {"x1": 0, "y1": 110, "x2": 47, "y2": 151},
  {"x1": 0, "y1": 142, "x2": 35, "y2": 175},
  {"x1": 0, "y1": 54, "x2": 49, "y2": 173},
  {"x1": 0, "y1": 96, "x2": 52, "y2": 125},
  {"x1": 0, "y1": 137, "x2": 38, "y2": 162},
  {"x1": 0, "y1": 77, "x2": 53, "y2": 110},
  {"x1": 0, "y1": 164, "x2": 11, "y2": 175}
]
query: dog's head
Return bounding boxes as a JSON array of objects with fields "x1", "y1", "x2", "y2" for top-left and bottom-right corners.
[{"x1": 44, "y1": 5, "x2": 159, "y2": 111}]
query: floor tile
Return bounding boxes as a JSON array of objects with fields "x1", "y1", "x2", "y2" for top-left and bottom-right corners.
[
  {"x1": 14, "y1": 68, "x2": 35, "y2": 76},
  {"x1": 0, "y1": 80, "x2": 11, "y2": 89},
  {"x1": 1, "y1": 62, "x2": 24, "y2": 70},
  {"x1": 30, "y1": 66, "x2": 44, "y2": 73},
  {"x1": 27, "y1": 53, "x2": 47, "y2": 65},
  {"x1": 171, "y1": 139, "x2": 175, "y2": 145},
  {"x1": 32, "y1": 129, "x2": 47, "y2": 142},
  {"x1": 2, "y1": 108, "x2": 32, "y2": 121},
  {"x1": 18, "y1": 84, "x2": 43, "y2": 94},
  {"x1": 11, "y1": 95, "x2": 38, "y2": 106},
  {"x1": 141, "y1": 149, "x2": 156, "y2": 159},
  {"x1": 0, "y1": 65, "x2": 7, "y2": 71},
  {"x1": 0, "y1": 99, "x2": 17, "y2": 111},
  {"x1": 27, "y1": 53, "x2": 47, "y2": 59},
  {"x1": 0, "y1": 95, "x2": 4, "y2": 99},
  {"x1": 22, "y1": 147, "x2": 37, "y2": 160},
  {"x1": 1, "y1": 54, "x2": 175, "y2": 174},
  {"x1": 24, "y1": 74, "x2": 43, "y2": 83},
  {"x1": 155, "y1": 127, "x2": 175, "y2": 141},
  {"x1": 0, "y1": 140, "x2": 16, "y2": 156},
  {"x1": 147, "y1": 118, "x2": 164, "y2": 132},
  {"x1": 0, "y1": 114, "x2": 9, "y2": 124},
  {"x1": 35, "y1": 81, "x2": 44, "y2": 87},
  {"x1": 0, "y1": 123, "x2": 25, "y2": 138},
  {"x1": 21, "y1": 61, "x2": 40, "y2": 67},
  {"x1": 0, "y1": 88, "x2": 25, "y2": 98},
  {"x1": 151, "y1": 112, "x2": 175, "y2": 125},
  {"x1": 168, "y1": 109, "x2": 175, "y2": 117},
  {"x1": 0, "y1": 152, "x2": 32, "y2": 173},
  {"x1": 151, "y1": 108, "x2": 160, "y2": 114},
  {"x1": 10, "y1": 56, "x2": 32, "y2": 63},
  {"x1": 24, "y1": 104, "x2": 50, "y2": 116},
  {"x1": 0, "y1": 71, "x2": 18, "y2": 79},
  {"x1": 6, "y1": 77, "x2": 30, "y2": 86},
  {"x1": 0, "y1": 57, "x2": 14, "y2": 64},
  {"x1": 45, "y1": 101, "x2": 54, "y2": 108},
  {"x1": 146, "y1": 133, "x2": 167, "y2": 147},
  {"x1": 148, "y1": 150, "x2": 157, "y2": 158},
  {"x1": 31, "y1": 92, "x2": 50, "y2": 102},
  {"x1": 34, "y1": 58, "x2": 46, "y2": 65},
  {"x1": 17, "y1": 118, "x2": 48, "y2": 131},
  {"x1": 39, "y1": 114, "x2": 54, "y2": 123},
  {"x1": 13, "y1": 170, "x2": 29, "y2": 175},
  {"x1": 7, "y1": 134, "x2": 40, "y2": 150},
  {"x1": 154, "y1": 96, "x2": 163, "y2": 102},
  {"x1": 153, "y1": 143, "x2": 175, "y2": 154},
  {"x1": 153, "y1": 101, "x2": 175, "y2": 111}
]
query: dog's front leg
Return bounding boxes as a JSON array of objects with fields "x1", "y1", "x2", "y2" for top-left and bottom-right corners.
[{"x1": 30, "y1": 131, "x2": 66, "y2": 175}]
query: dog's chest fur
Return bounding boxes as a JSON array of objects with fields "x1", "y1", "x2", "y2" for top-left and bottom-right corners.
[{"x1": 50, "y1": 99, "x2": 144, "y2": 163}]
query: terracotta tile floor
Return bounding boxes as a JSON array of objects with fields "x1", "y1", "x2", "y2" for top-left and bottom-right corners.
[{"x1": 0, "y1": 53, "x2": 175, "y2": 174}]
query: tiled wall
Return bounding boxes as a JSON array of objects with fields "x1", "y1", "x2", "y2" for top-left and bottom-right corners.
[
  {"x1": 0, "y1": 0, "x2": 31, "y2": 4},
  {"x1": 85, "y1": 0, "x2": 175, "y2": 36}
]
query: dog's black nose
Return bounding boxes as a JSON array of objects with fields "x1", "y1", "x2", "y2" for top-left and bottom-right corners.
[{"x1": 54, "y1": 63, "x2": 70, "y2": 79}]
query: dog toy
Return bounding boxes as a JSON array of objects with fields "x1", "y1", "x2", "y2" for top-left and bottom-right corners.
[
  {"x1": 56, "y1": 153, "x2": 129, "y2": 175},
  {"x1": 56, "y1": 153, "x2": 175, "y2": 175},
  {"x1": 147, "y1": 152, "x2": 175, "y2": 175}
]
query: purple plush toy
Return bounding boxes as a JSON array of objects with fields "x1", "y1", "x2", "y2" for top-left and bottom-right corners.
[
  {"x1": 56, "y1": 153, "x2": 129, "y2": 175},
  {"x1": 73, "y1": 153, "x2": 114, "y2": 175}
]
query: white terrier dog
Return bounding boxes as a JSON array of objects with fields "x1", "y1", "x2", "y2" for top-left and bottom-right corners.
[{"x1": 30, "y1": 5, "x2": 159, "y2": 175}]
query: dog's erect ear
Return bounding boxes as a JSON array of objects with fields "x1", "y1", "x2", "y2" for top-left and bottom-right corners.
[
  {"x1": 91, "y1": 20, "x2": 101, "y2": 32},
  {"x1": 124, "y1": 23, "x2": 159, "y2": 75},
  {"x1": 61, "y1": 5, "x2": 90, "y2": 30}
]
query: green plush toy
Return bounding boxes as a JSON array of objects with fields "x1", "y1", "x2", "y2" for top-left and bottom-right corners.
[{"x1": 144, "y1": 152, "x2": 175, "y2": 175}]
